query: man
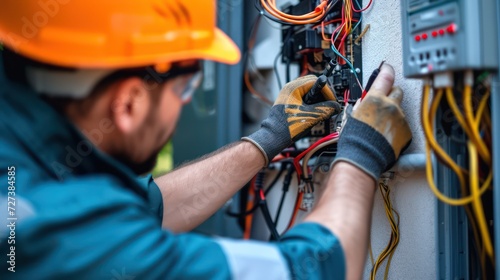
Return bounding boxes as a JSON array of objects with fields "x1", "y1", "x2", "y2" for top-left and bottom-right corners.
[{"x1": 0, "y1": 1, "x2": 412, "y2": 279}]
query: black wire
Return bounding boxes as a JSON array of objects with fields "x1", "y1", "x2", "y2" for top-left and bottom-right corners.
[
  {"x1": 265, "y1": 167, "x2": 286, "y2": 195},
  {"x1": 286, "y1": 60, "x2": 291, "y2": 83},
  {"x1": 225, "y1": 202, "x2": 260, "y2": 218},
  {"x1": 273, "y1": 164, "x2": 295, "y2": 225},
  {"x1": 225, "y1": 166, "x2": 286, "y2": 218},
  {"x1": 255, "y1": 171, "x2": 280, "y2": 240},
  {"x1": 273, "y1": 51, "x2": 283, "y2": 90},
  {"x1": 260, "y1": 199, "x2": 281, "y2": 240},
  {"x1": 272, "y1": 193, "x2": 287, "y2": 237},
  {"x1": 279, "y1": 27, "x2": 294, "y2": 87}
]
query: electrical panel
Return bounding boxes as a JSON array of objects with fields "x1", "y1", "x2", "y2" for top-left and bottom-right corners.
[
  {"x1": 281, "y1": 0, "x2": 363, "y2": 102},
  {"x1": 401, "y1": 0, "x2": 498, "y2": 78}
]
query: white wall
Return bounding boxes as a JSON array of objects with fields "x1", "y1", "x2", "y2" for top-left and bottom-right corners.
[
  {"x1": 361, "y1": 1, "x2": 436, "y2": 279},
  {"x1": 247, "y1": 1, "x2": 437, "y2": 279}
]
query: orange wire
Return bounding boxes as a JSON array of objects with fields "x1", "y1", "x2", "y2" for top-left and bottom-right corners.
[
  {"x1": 286, "y1": 192, "x2": 304, "y2": 230},
  {"x1": 244, "y1": 70, "x2": 273, "y2": 105},
  {"x1": 260, "y1": 0, "x2": 329, "y2": 24},
  {"x1": 263, "y1": 0, "x2": 323, "y2": 20},
  {"x1": 244, "y1": 15, "x2": 273, "y2": 105},
  {"x1": 243, "y1": 176, "x2": 257, "y2": 239}
]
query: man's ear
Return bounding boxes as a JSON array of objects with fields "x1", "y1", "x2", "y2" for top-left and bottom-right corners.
[{"x1": 110, "y1": 77, "x2": 151, "y2": 135}]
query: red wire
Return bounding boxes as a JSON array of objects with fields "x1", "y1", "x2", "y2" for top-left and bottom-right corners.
[
  {"x1": 259, "y1": 189, "x2": 265, "y2": 201},
  {"x1": 352, "y1": 0, "x2": 373, "y2": 12},
  {"x1": 330, "y1": 24, "x2": 345, "y2": 65},
  {"x1": 293, "y1": 132, "x2": 339, "y2": 181},
  {"x1": 344, "y1": 89, "x2": 350, "y2": 106},
  {"x1": 330, "y1": 16, "x2": 347, "y2": 65},
  {"x1": 361, "y1": 89, "x2": 368, "y2": 100}
]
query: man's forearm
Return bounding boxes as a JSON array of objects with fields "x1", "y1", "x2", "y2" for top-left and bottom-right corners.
[
  {"x1": 304, "y1": 162, "x2": 376, "y2": 280},
  {"x1": 154, "y1": 141, "x2": 265, "y2": 232}
]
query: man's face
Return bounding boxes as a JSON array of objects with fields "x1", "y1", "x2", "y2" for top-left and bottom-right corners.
[{"x1": 117, "y1": 61, "x2": 201, "y2": 175}]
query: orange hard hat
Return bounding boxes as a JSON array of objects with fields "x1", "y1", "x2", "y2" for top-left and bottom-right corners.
[{"x1": 0, "y1": 0, "x2": 240, "y2": 69}]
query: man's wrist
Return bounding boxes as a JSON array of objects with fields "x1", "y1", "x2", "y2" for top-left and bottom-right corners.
[
  {"x1": 239, "y1": 140, "x2": 267, "y2": 167},
  {"x1": 330, "y1": 162, "x2": 377, "y2": 193},
  {"x1": 241, "y1": 126, "x2": 289, "y2": 166}
]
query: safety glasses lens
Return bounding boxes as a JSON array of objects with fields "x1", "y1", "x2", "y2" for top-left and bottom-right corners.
[{"x1": 181, "y1": 71, "x2": 203, "y2": 102}]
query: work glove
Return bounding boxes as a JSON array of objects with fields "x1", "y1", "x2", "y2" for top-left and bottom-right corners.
[
  {"x1": 243, "y1": 75, "x2": 341, "y2": 166},
  {"x1": 332, "y1": 64, "x2": 412, "y2": 182}
]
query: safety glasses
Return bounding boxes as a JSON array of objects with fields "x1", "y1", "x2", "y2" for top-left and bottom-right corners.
[
  {"x1": 177, "y1": 70, "x2": 203, "y2": 103},
  {"x1": 93, "y1": 61, "x2": 203, "y2": 103}
]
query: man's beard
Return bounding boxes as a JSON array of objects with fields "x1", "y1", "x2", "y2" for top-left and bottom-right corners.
[
  {"x1": 113, "y1": 138, "x2": 168, "y2": 175},
  {"x1": 115, "y1": 152, "x2": 160, "y2": 175}
]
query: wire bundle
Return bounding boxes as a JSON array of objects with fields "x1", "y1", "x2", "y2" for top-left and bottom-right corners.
[
  {"x1": 370, "y1": 180, "x2": 400, "y2": 280},
  {"x1": 257, "y1": 0, "x2": 335, "y2": 25},
  {"x1": 327, "y1": 0, "x2": 370, "y2": 100},
  {"x1": 422, "y1": 72, "x2": 493, "y2": 277}
]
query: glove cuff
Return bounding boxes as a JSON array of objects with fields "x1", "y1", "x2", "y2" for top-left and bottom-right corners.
[
  {"x1": 331, "y1": 118, "x2": 396, "y2": 182},
  {"x1": 242, "y1": 128, "x2": 291, "y2": 166},
  {"x1": 241, "y1": 136, "x2": 270, "y2": 166}
]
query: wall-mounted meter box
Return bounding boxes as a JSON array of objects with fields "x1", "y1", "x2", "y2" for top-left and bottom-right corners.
[{"x1": 401, "y1": 0, "x2": 498, "y2": 78}]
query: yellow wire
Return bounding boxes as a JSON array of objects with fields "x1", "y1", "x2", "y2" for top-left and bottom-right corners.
[
  {"x1": 468, "y1": 142, "x2": 493, "y2": 258},
  {"x1": 423, "y1": 87, "x2": 490, "y2": 205},
  {"x1": 463, "y1": 85, "x2": 491, "y2": 164},
  {"x1": 474, "y1": 89, "x2": 490, "y2": 129},
  {"x1": 447, "y1": 87, "x2": 488, "y2": 275},
  {"x1": 422, "y1": 87, "x2": 467, "y2": 187},
  {"x1": 445, "y1": 87, "x2": 473, "y2": 139},
  {"x1": 422, "y1": 77, "x2": 493, "y2": 274},
  {"x1": 384, "y1": 210, "x2": 400, "y2": 279},
  {"x1": 368, "y1": 241, "x2": 374, "y2": 266},
  {"x1": 370, "y1": 182, "x2": 400, "y2": 280}
]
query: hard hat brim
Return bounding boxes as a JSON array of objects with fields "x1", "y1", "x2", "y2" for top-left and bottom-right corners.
[
  {"x1": 0, "y1": 28, "x2": 240, "y2": 69},
  {"x1": 197, "y1": 28, "x2": 241, "y2": 65}
]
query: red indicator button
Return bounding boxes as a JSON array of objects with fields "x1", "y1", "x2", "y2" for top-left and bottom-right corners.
[
  {"x1": 446, "y1": 23, "x2": 457, "y2": 34},
  {"x1": 415, "y1": 35, "x2": 421, "y2": 42},
  {"x1": 438, "y1": 29, "x2": 445, "y2": 36},
  {"x1": 422, "y1": 33, "x2": 428, "y2": 40},
  {"x1": 432, "y1": 31, "x2": 438, "y2": 37}
]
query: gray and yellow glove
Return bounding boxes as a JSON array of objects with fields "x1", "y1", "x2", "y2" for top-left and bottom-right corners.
[
  {"x1": 332, "y1": 64, "x2": 412, "y2": 182},
  {"x1": 243, "y1": 75, "x2": 340, "y2": 165}
]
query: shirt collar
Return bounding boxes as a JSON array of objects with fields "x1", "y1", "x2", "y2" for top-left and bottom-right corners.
[{"x1": 0, "y1": 81, "x2": 148, "y2": 199}]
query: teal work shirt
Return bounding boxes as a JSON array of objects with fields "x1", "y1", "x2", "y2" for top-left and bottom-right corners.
[{"x1": 0, "y1": 81, "x2": 345, "y2": 279}]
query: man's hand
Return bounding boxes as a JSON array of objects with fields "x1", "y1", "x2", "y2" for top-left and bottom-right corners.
[
  {"x1": 243, "y1": 75, "x2": 340, "y2": 165},
  {"x1": 332, "y1": 64, "x2": 412, "y2": 182}
]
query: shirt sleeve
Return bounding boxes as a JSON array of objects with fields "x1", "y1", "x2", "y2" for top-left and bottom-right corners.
[
  {"x1": 0, "y1": 176, "x2": 231, "y2": 280},
  {"x1": 215, "y1": 223, "x2": 345, "y2": 280},
  {"x1": 1, "y1": 176, "x2": 345, "y2": 280},
  {"x1": 137, "y1": 174, "x2": 164, "y2": 221},
  {"x1": 277, "y1": 223, "x2": 346, "y2": 279}
]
